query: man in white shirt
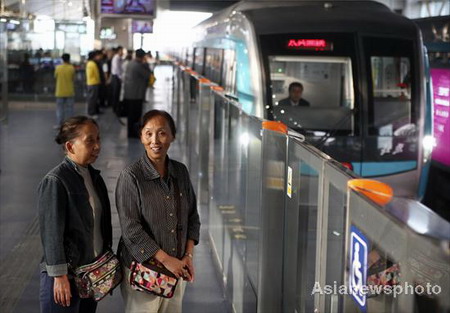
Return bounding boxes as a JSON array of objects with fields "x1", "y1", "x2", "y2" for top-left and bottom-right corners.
[{"x1": 111, "y1": 46, "x2": 124, "y2": 114}]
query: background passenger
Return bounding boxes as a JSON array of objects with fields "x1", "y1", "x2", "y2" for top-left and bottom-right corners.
[
  {"x1": 96, "y1": 49, "x2": 108, "y2": 109},
  {"x1": 278, "y1": 82, "x2": 310, "y2": 106},
  {"x1": 86, "y1": 51, "x2": 102, "y2": 118},
  {"x1": 38, "y1": 116, "x2": 113, "y2": 313},
  {"x1": 20, "y1": 53, "x2": 35, "y2": 94},
  {"x1": 54, "y1": 53, "x2": 75, "y2": 128},
  {"x1": 111, "y1": 46, "x2": 124, "y2": 115},
  {"x1": 123, "y1": 48, "x2": 151, "y2": 138},
  {"x1": 116, "y1": 110, "x2": 201, "y2": 313}
]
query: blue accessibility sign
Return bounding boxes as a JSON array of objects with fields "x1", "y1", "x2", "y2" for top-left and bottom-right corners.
[{"x1": 349, "y1": 225, "x2": 368, "y2": 312}]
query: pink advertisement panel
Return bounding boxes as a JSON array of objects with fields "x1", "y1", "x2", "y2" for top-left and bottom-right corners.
[{"x1": 431, "y1": 68, "x2": 450, "y2": 166}]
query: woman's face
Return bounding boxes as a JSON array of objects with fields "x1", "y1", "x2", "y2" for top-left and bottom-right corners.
[
  {"x1": 66, "y1": 122, "x2": 101, "y2": 167},
  {"x1": 141, "y1": 115, "x2": 174, "y2": 164}
]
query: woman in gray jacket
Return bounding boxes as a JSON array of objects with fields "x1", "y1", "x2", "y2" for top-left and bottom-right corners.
[{"x1": 38, "y1": 116, "x2": 112, "y2": 313}]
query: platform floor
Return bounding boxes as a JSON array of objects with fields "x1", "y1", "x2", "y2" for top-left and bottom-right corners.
[{"x1": 0, "y1": 65, "x2": 228, "y2": 313}]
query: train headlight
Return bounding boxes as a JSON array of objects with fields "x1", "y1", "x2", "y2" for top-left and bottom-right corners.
[{"x1": 422, "y1": 135, "x2": 435, "y2": 163}]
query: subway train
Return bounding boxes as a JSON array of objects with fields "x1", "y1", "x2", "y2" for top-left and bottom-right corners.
[{"x1": 170, "y1": 0, "x2": 433, "y2": 199}]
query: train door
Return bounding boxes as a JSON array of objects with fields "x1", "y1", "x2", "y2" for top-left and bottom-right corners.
[{"x1": 361, "y1": 36, "x2": 421, "y2": 196}]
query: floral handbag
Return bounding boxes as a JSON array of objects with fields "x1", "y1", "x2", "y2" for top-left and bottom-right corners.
[
  {"x1": 129, "y1": 259, "x2": 179, "y2": 298},
  {"x1": 73, "y1": 250, "x2": 123, "y2": 301}
]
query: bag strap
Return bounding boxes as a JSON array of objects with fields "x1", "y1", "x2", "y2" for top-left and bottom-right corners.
[{"x1": 173, "y1": 179, "x2": 183, "y2": 259}]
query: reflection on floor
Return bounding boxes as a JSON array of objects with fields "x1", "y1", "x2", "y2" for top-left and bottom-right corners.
[{"x1": 0, "y1": 65, "x2": 227, "y2": 313}]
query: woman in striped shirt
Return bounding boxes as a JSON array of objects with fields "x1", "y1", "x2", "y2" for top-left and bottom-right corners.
[{"x1": 116, "y1": 110, "x2": 200, "y2": 313}]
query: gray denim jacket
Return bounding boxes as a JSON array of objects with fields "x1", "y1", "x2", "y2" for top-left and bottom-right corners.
[{"x1": 38, "y1": 157, "x2": 112, "y2": 277}]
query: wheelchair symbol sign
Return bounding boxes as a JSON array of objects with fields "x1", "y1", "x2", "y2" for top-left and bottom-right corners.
[{"x1": 349, "y1": 225, "x2": 368, "y2": 311}]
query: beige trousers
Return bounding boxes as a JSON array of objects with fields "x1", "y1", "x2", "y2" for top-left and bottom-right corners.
[{"x1": 121, "y1": 267, "x2": 187, "y2": 313}]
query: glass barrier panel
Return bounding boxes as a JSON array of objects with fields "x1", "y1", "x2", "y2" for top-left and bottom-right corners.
[
  {"x1": 187, "y1": 80, "x2": 200, "y2": 170},
  {"x1": 197, "y1": 84, "x2": 214, "y2": 208},
  {"x1": 0, "y1": 22, "x2": 7, "y2": 120},
  {"x1": 323, "y1": 163, "x2": 355, "y2": 313},
  {"x1": 284, "y1": 139, "x2": 323, "y2": 313},
  {"x1": 345, "y1": 191, "x2": 450, "y2": 313},
  {"x1": 244, "y1": 116, "x2": 263, "y2": 292},
  {"x1": 223, "y1": 103, "x2": 249, "y2": 302},
  {"x1": 258, "y1": 128, "x2": 287, "y2": 313},
  {"x1": 172, "y1": 68, "x2": 182, "y2": 133},
  {"x1": 209, "y1": 94, "x2": 230, "y2": 272},
  {"x1": 176, "y1": 71, "x2": 191, "y2": 148}
]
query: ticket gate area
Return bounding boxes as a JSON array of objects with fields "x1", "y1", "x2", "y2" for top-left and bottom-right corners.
[{"x1": 172, "y1": 65, "x2": 450, "y2": 313}]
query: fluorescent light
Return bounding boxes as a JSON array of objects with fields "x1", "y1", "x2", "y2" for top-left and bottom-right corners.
[
  {"x1": 239, "y1": 132, "x2": 250, "y2": 148},
  {"x1": 0, "y1": 18, "x2": 7, "y2": 23},
  {"x1": 9, "y1": 19, "x2": 21, "y2": 25}
]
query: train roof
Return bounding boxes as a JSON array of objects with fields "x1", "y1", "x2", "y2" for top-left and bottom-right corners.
[{"x1": 200, "y1": 0, "x2": 418, "y2": 38}]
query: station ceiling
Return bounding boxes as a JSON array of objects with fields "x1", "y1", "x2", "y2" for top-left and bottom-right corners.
[
  {"x1": 169, "y1": 0, "x2": 237, "y2": 12},
  {"x1": 2, "y1": 0, "x2": 238, "y2": 20},
  {"x1": 3, "y1": 0, "x2": 85, "y2": 20}
]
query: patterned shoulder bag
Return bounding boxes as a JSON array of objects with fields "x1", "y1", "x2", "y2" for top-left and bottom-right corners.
[
  {"x1": 128, "y1": 179, "x2": 182, "y2": 298},
  {"x1": 73, "y1": 249, "x2": 123, "y2": 301}
]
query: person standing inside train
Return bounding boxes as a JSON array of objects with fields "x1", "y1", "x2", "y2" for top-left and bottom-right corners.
[
  {"x1": 123, "y1": 49, "x2": 151, "y2": 138},
  {"x1": 54, "y1": 53, "x2": 75, "y2": 128},
  {"x1": 278, "y1": 82, "x2": 310, "y2": 106},
  {"x1": 38, "y1": 116, "x2": 113, "y2": 313},
  {"x1": 116, "y1": 110, "x2": 201, "y2": 313}
]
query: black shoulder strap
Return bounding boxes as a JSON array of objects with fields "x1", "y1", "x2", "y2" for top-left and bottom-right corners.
[{"x1": 173, "y1": 179, "x2": 183, "y2": 259}]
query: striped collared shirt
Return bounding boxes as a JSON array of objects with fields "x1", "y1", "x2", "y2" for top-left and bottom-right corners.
[{"x1": 116, "y1": 153, "x2": 200, "y2": 267}]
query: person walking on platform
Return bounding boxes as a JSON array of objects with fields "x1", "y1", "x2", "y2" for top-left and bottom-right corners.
[
  {"x1": 111, "y1": 46, "x2": 124, "y2": 115},
  {"x1": 97, "y1": 49, "x2": 108, "y2": 109},
  {"x1": 123, "y1": 49, "x2": 151, "y2": 138},
  {"x1": 86, "y1": 51, "x2": 102, "y2": 118},
  {"x1": 20, "y1": 53, "x2": 35, "y2": 94},
  {"x1": 116, "y1": 110, "x2": 201, "y2": 313},
  {"x1": 119, "y1": 49, "x2": 133, "y2": 101},
  {"x1": 38, "y1": 116, "x2": 113, "y2": 313},
  {"x1": 54, "y1": 53, "x2": 75, "y2": 128}
]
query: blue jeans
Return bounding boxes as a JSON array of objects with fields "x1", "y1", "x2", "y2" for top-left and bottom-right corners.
[
  {"x1": 40, "y1": 272, "x2": 97, "y2": 313},
  {"x1": 56, "y1": 97, "x2": 74, "y2": 125}
]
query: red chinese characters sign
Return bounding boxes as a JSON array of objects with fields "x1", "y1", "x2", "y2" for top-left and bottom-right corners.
[{"x1": 286, "y1": 39, "x2": 333, "y2": 51}]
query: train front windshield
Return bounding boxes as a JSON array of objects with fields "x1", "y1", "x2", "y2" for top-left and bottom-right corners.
[
  {"x1": 269, "y1": 55, "x2": 354, "y2": 134},
  {"x1": 262, "y1": 34, "x2": 420, "y2": 176}
]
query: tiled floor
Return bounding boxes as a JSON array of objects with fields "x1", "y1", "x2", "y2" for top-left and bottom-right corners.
[{"x1": 0, "y1": 65, "x2": 227, "y2": 313}]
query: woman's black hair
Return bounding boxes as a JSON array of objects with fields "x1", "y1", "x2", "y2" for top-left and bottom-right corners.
[
  {"x1": 55, "y1": 116, "x2": 98, "y2": 151},
  {"x1": 140, "y1": 110, "x2": 176, "y2": 138}
]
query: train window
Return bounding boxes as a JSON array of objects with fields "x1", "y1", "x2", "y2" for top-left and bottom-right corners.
[
  {"x1": 193, "y1": 47, "x2": 205, "y2": 75},
  {"x1": 364, "y1": 37, "x2": 417, "y2": 138},
  {"x1": 369, "y1": 56, "x2": 413, "y2": 136},
  {"x1": 186, "y1": 48, "x2": 194, "y2": 68},
  {"x1": 204, "y1": 48, "x2": 224, "y2": 84},
  {"x1": 222, "y1": 49, "x2": 237, "y2": 95},
  {"x1": 269, "y1": 56, "x2": 354, "y2": 133}
]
